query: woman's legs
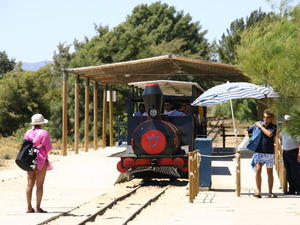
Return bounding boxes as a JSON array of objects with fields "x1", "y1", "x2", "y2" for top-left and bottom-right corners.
[
  {"x1": 35, "y1": 163, "x2": 47, "y2": 212},
  {"x1": 26, "y1": 171, "x2": 36, "y2": 212},
  {"x1": 266, "y1": 167, "x2": 274, "y2": 194},
  {"x1": 255, "y1": 163, "x2": 263, "y2": 195}
]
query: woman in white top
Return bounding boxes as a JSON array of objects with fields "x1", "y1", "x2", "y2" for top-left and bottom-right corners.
[{"x1": 279, "y1": 115, "x2": 300, "y2": 195}]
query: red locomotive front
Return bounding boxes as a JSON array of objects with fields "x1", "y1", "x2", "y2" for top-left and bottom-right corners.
[{"x1": 116, "y1": 80, "x2": 206, "y2": 179}]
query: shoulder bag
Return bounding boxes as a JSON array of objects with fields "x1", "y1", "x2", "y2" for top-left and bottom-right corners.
[{"x1": 15, "y1": 130, "x2": 42, "y2": 171}]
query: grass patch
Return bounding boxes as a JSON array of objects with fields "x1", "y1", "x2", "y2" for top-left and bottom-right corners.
[
  {"x1": 0, "y1": 136, "x2": 19, "y2": 160},
  {"x1": 0, "y1": 136, "x2": 19, "y2": 167},
  {"x1": 0, "y1": 136, "x2": 71, "y2": 161},
  {"x1": 0, "y1": 135, "x2": 97, "y2": 167}
]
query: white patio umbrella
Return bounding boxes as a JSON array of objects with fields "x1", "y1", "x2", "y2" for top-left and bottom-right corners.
[{"x1": 192, "y1": 82, "x2": 279, "y2": 141}]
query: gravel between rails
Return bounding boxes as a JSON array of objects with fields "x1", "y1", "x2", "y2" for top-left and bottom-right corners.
[
  {"x1": 87, "y1": 186, "x2": 164, "y2": 225},
  {"x1": 42, "y1": 179, "x2": 186, "y2": 225},
  {"x1": 40, "y1": 179, "x2": 187, "y2": 225},
  {"x1": 43, "y1": 179, "x2": 143, "y2": 225},
  {"x1": 128, "y1": 180, "x2": 188, "y2": 225}
]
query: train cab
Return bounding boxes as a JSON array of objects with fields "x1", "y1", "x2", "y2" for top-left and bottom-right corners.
[{"x1": 117, "y1": 80, "x2": 207, "y2": 178}]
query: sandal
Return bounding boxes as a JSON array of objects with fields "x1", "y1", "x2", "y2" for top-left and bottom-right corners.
[
  {"x1": 253, "y1": 193, "x2": 262, "y2": 198},
  {"x1": 268, "y1": 193, "x2": 277, "y2": 198},
  {"x1": 26, "y1": 208, "x2": 35, "y2": 213},
  {"x1": 36, "y1": 208, "x2": 47, "y2": 213}
]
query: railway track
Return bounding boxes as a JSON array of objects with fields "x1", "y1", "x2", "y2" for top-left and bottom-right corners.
[{"x1": 42, "y1": 180, "x2": 171, "y2": 225}]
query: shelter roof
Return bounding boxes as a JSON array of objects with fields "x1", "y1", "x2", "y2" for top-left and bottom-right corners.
[
  {"x1": 128, "y1": 80, "x2": 203, "y2": 97},
  {"x1": 66, "y1": 55, "x2": 247, "y2": 84}
]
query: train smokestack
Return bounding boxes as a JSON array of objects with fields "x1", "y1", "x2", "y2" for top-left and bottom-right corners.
[{"x1": 142, "y1": 83, "x2": 163, "y2": 118}]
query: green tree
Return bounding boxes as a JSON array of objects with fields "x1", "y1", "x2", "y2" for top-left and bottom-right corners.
[
  {"x1": 0, "y1": 65, "x2": 60, "y2": 137},
  {"x1": 0, "y1": 51, "x2": 16, "y2": 78},
  {"x1": 53, "y1": 42, "x2": 73, "y2": 72},
  {"x1": 49, "y1": 1, "x2": 212, "y2": 141},
  {"x1": 265, "y1": 0, "x2": 297, "y2": 15},
  {"x1": 237, "y1": 5, "x2": 300, "y2": 135},
  {"x1": 70, "y1": 2, "x2": 211, "y2": 68},
  {"x1": 218, "y1": 9, "x2": 274, "y2": 65},
  {"x1": 214, "y1": 9, "x2": 275, "y2": 122}
]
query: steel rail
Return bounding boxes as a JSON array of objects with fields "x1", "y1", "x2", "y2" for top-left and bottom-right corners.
[
  {"x1": 77, "y1": 185, "x2": 141, "y2": 225},
  {"x1": 121, "y1": 186, "x2": 169, "y2": 225}
]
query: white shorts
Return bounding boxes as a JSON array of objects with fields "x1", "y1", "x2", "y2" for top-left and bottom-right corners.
[{"x1": 252, "y1": 153, "x2": 274, "y2": 168}]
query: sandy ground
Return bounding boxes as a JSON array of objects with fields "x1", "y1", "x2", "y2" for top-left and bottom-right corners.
[
  {"x1": 0, "y1": 147, "x2": 124, "y2": 225},
  {"x1": 2, "y1": 120, "x2": 299, "y2": 225},
  {"x1": 1, "y1": 145, "x2": 299, "y2": 225}
]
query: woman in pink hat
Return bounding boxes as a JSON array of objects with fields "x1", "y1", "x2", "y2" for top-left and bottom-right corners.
[{"x1": 24, "y1": 113, "x2": 52, "y2": 213}]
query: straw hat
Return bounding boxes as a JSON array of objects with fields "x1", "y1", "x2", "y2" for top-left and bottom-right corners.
[{"x1": 31, "y1": 114, "x2": 48, "y2": 125}]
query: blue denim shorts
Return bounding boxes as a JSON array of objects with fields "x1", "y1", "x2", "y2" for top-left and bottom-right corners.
[{"x1": 252, "y1": 153, "x2": 274, "y2": 168}]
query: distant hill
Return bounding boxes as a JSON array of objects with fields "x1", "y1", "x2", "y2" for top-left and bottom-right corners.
[{"x1": 22, "y1": 60, "x2": 52, "y2": 71}]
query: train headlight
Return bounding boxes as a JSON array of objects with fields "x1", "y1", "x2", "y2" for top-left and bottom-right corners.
[{"x1": 149, "y1": 108, "x2": 158, "y2": 117}]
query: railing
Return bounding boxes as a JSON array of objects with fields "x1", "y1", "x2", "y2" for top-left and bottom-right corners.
[
  {"x1": 115, "y1": 115, "x2": 127, "y2": 145},
  {"x1": 188, "y1": 150, "x2": 201, "y2": 203},
  {"x1": 206, "y1": 118, "x2": 226, "y2": 142},
  {"x1": 219, "y1": 125, "x2": 250, "y2": 148},
  {"x1": 274, "y1": 136, "x2": 287, "y2": 193},
  {"x1": 206, "y1": 118, "x2": 223, "y2": 136}
]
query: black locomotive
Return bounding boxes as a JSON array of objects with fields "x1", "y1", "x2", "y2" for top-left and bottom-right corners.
[{"x1": 117, "y1": 80, "x2": 206, "y2": 178}]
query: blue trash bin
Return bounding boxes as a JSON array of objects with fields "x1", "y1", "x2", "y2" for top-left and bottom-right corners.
[{"x1": 194, "y1": 138, "x2": 212, "y2": 188}]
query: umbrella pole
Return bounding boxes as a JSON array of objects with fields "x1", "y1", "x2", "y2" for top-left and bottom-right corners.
[
  {"x1": 229, "y1": 99, "x2": 241, "y2": 196},
  {"x1": 229, "y1": 99, "x2": 237, "y2": 141}
]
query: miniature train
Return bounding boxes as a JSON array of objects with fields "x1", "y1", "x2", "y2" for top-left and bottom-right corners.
[{"x1": 116, "y1": 80, "x2": 207, "y2": 178}]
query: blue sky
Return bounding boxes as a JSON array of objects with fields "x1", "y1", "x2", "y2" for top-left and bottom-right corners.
[{"x1": 0, "y1": 0, "x2": 274, "y2": 62}]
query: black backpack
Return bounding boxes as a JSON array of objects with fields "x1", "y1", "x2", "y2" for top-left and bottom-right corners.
[{"x1": 15, "y1": 139, "x2": 39, "y2": 171}]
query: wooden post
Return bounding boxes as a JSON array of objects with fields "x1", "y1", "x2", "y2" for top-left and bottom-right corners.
[
  {"x1": 275, "y1": 136, "x2": 287, "y2": 192},
  {"x1": 109, "y1": 85, "x2": 114, "y2": 146},
  {"x1": 102, "y1": 85, "x2": 107, "y2": 148},
  {"x1": 280, "y1": 137, "x2": 288, "y2": 192},
  {"x1": 193, "y1": 152, "x2": 196, "y2": 201},
  {"x1": 282, "y1": 165, "x2": 287, "y2": 193},
  {"x1": 189, "y1": 151, "x2": 200, "y2": 203},
  {"x1": 236, "y1": 151, "x2": 241, "y2": 196},
  {"x1": 62, "y1": 71, "x2": 68, "y2": 156},
  {"x1": 188, "y1": 152, "x2": 193, "y2": 203},
  {"x1": 74, "y1": 75, "x2": 80, "y2": 154},
  {"x1": 196, "y1": 151, "x2": 200, "y2": 194},
  {"x1": 84, "y1": 78, "x2": 90, "y2": 152},
  {"x1": 93, "y1": 82, "x2": 98, "y2": 150}
]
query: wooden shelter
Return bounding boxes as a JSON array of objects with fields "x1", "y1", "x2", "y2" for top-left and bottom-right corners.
[{"x1": 62, "y1": 54, "x2": 247, "y2": 156}]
